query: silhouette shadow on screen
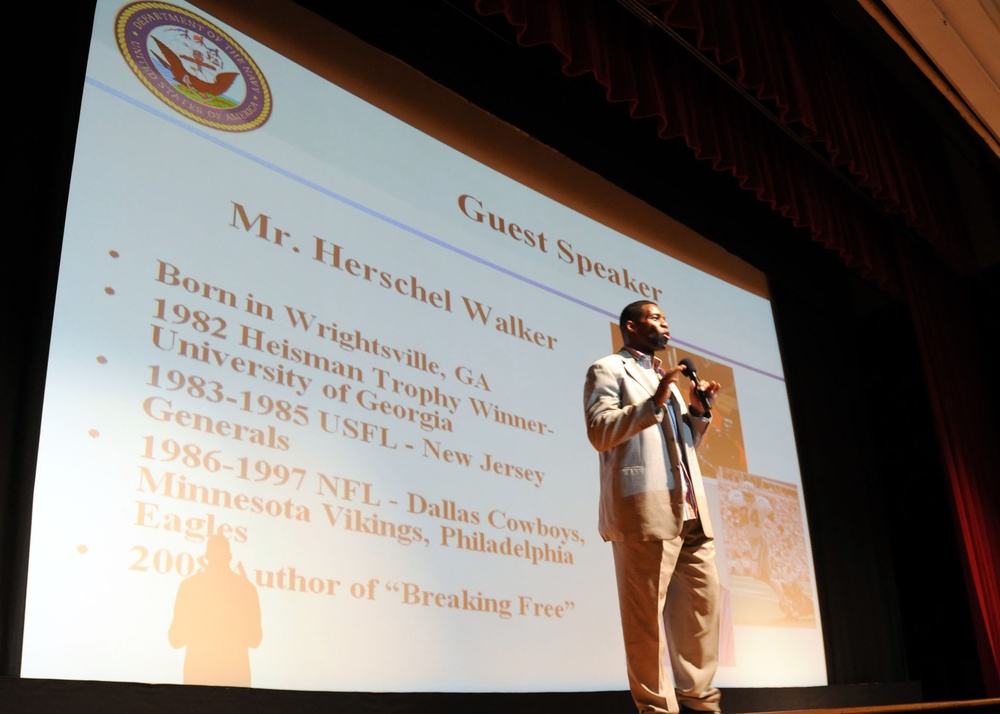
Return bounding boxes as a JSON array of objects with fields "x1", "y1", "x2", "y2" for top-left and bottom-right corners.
[{"x1": 168, "y1": 534, "x2": 262, "y2": 686}]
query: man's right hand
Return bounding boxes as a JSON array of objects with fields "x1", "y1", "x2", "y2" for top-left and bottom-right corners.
[{"x1": 653, "y1": 365, "x2": 685, "y2": 408}]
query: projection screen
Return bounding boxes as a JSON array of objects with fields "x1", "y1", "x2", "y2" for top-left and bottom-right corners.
[{"x1": 20, "y1": 0, "x2": 827, "y2": 692}]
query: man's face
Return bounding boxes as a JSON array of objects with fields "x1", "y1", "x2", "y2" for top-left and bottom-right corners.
[{"x1": 626, "y1": 303, "x2": 670, "y2": 353}]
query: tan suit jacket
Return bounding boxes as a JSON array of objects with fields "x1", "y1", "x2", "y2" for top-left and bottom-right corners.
[{"x1": 584, "y1": 349, "x2": 714, "y2": 541}]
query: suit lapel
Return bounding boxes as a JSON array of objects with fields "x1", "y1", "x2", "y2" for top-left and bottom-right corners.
[{"x1": 619, "y1": 350, "x2": 657, "y2": 396}]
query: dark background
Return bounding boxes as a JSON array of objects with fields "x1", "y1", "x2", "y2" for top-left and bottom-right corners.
[{"x1": 2, "y1": 1, "x2": 997, "y2": 711}]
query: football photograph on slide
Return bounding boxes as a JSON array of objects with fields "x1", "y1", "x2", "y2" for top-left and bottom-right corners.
[
  {"x1": 17, "y1": 0, "x2": 826, "y2": 696},
  {"x1": 715, "y1": 468, "x2": 816, "y2": 628}
]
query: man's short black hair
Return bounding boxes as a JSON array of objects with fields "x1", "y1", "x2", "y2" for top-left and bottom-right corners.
[{"x1": 619, "y1": 300, "x2": 657, "y2": 335}]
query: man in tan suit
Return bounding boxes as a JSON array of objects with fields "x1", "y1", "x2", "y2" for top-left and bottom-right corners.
[{"x1": 584, "y1": 300, "x2": 722, "y2": 714}]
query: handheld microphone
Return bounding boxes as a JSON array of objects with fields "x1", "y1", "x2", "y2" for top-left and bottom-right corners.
[{"x1": 679, "y1": 358, "x2": 712, "y2": 417}]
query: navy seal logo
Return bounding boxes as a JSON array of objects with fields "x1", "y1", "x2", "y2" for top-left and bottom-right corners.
[{"x1": 115, "y1": 2, "x2": 271, "y2": 131}]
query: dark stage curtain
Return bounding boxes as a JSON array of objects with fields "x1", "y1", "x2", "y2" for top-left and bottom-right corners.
[{"x1": 475, "y1": 0, "x2": 999, "y2": 694}]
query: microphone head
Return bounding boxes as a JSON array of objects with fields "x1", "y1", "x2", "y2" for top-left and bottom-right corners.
[{"x1": 678, "y1": 358, "x2": 698, "y2": 378}]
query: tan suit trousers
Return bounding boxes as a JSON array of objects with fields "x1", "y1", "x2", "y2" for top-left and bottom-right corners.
[{"x1": 611, "y1": 519, "x2": 722, "y2": 714}]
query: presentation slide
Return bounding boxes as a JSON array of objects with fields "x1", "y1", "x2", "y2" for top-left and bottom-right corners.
[{"x1": 20, "y1": 0, "x2": 826, "y2": 692}]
